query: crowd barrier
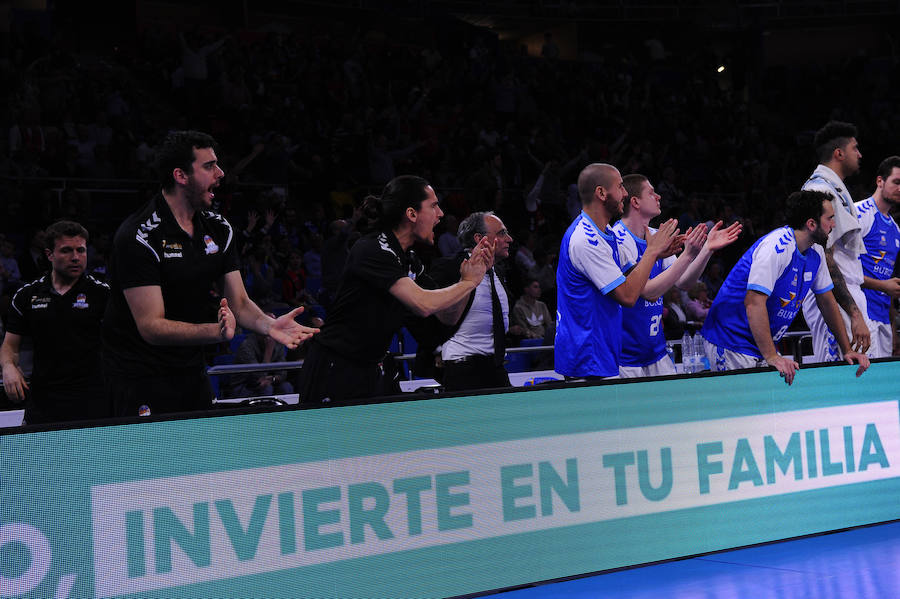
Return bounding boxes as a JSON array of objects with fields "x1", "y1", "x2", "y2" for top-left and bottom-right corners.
[{"x1": 2, "y1": 359, "x2": 899, "y2": 598}]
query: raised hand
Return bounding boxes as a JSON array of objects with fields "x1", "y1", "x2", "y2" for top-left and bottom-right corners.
[
  {"x1": 460, "y1": 237, "x2": 493, "y2": 284},
  {"x1": 646, "y1": 218, "x2": 680, "y2": 258},
  {"x1": 268, "y1": 306, "x2": 319, "y2": 349},
  {"x1": 682, "y1": 223, "x2": 709, "y2": 258},
  {"x1": 246, "y1": 210, "x2": 260, "y2": 231},
  {"x1": 218, "y1": 298, "x2": 236, "y2": 341},
  {"x1": 705, "y1": 220, "x2": 742, "y2": 252}
]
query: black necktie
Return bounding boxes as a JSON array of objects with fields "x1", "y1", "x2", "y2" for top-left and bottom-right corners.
[{"x1": 488, "y1": 268, "x2": 506, "y2": 366}]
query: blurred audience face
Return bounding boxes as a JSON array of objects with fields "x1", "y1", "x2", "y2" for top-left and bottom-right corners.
[{"x1": 524, "y1": 280, "x2": 541, "y2": 299}]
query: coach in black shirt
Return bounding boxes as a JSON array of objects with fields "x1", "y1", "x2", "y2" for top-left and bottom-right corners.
[
  {"x1": 297, "y1": 175, "x2": 492, "y2": 405},
  {"x1": 102, "y1": 131, "x2": 318, "y2": 417},
  {"x1": 1, "y1": 220, "x2": 109, "y2": 424}
]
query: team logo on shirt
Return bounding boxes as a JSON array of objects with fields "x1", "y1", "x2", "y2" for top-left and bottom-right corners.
[
  {"x1": 779, "y1": 292, "x2": 796, "y2": 308},
  {"x1": 163, "y1": 238, "x2": 183, "y2": 258},
  {"x1": 72, "y1": 293, "x2": 89, "y2": 309},
  {"x1": 873, "y1": 250, "x2": 887, "y2": 265},
  {"x1": 880, "y1": 233, "x2": 887, "y2": 246},
  {"x1": 204, "y1": 235, "x2": 219, "y2": 255},
  {"x1": 31, "y1": 295, "x2": 51, "y2": 310}
]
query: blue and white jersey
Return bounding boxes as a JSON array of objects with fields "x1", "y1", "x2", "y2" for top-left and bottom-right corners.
[
  {"x1": 857, "y1": 196, "x2": 900, "y2": 324},
  {"x1": 612, "y1": 221, "x2": 676, "y2": 367},
  {"x1": 701, "y1": 227, "x2": 833, "y2": 358},
  {"x1": 555, "y1": 212, "x2": 626, "y2": 377}
]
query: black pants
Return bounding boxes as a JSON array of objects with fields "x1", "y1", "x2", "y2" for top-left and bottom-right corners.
[
  {"x1": 106, "y1": 369, "x2": 214, "y2": 417},
  {"x1": 442, "y1": 354, "x2": 511, "y2": 392},
  {"x1": 24, "y1": 386, "x2": 111, "y2": 424},
  {"x1": 296, "y1": 339, "x2": 399, "y2": 407}
]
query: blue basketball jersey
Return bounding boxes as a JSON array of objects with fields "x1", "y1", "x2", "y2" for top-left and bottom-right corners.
[
  {"x1": 611, "y1": 221, "x2": 674, "y2": 367},
  {"x1": 701, "y1": 227, "x2": 833, "y2": 358},
  {"x1": 856, "y1": 197, "x2": 900, "y2": 324},
  {"x1": 555, "y1": 212, "x2": 625, "y2": 377}
]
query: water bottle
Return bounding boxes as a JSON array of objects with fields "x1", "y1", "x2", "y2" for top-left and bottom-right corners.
[
  {"x1": 693, "y1": 332, "x2": 709, "y2": 371},
  {"x1": 681, "y1": 332, "x2": 694, "y2": 373}
]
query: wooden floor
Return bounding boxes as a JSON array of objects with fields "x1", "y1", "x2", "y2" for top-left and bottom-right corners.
[{"x1": 482, "y1": 521, "x2": 900, "y2": 598}]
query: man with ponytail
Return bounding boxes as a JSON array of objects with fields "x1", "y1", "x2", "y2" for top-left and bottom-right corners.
[{"x1": 297, "y1": 175, "x2": 492, "y2": 405}]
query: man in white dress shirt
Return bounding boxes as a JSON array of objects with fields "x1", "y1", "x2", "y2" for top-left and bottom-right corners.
[{"x1": 432, "y1": 211, "x2": 515, "y2": 391}]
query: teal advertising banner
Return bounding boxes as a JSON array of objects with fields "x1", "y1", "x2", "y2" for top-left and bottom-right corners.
[{"x1": 2, "y1": 362, "x2": 900, "y2": 598}]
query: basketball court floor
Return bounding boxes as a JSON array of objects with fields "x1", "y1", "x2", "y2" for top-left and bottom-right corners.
[{"x1": 482, "y1": 520, "x2": 900, "y2": 598}]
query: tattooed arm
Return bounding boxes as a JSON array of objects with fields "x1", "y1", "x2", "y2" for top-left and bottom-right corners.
[{"x1": 824, "y1": 246, "x2": 870, "y2": 353}]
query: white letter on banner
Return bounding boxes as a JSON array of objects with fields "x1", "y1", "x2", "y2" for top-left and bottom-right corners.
[{"x1": 0, "y1": 523, "x2": 51, "y2": 597}]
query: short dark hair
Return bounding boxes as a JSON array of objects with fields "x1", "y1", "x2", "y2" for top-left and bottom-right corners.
[
  {"x1": 622, "y1": 173, "x2": 649, "y2": 216},
  {"x1": 155, "y1": 130, "x2": 219, "y2": 191},
  {"x1": 577, "y1": 163, "x2": 617, "y2": 206},
  {"x1": 814, "y1": 121, "x2": 857, "y2": 164},
  {"x1": 876, "y1": 155, "x2": 900, "y2": 181},
  {"x1": 362, "y1": 175, "x2": 431, "y2": 232},
  {"x1": 45, "y1": 220, "x2": 89, "y2": 251},
  {"x1": 785, "y1": 190, "x2": 830, "y2": 230},
  {"x1": 457, "y1": 211, "x2": 491, "y2": 248}
]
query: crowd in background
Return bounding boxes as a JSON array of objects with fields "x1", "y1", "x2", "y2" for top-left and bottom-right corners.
[{"x1": 1, "y1": 8, "x2": 899, "y2": 392}]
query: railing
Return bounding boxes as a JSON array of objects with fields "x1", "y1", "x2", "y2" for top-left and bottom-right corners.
[{"x1": 205, "y1": 333, "x2": 814, "y2": 382}]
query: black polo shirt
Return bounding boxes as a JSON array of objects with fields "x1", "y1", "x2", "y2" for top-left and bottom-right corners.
[
  {"x1": 7, "y1": 274, "x2": 108, "y2": 405},
  {"x1": 102, "y1": 194, "x2": 239, "y2": 376},
  {"x1": 316, "y1": 231, "x2": 424, "y2": 364}
]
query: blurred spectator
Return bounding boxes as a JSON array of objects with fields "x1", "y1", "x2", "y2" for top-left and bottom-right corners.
[
  {"x1": 0, "y1": 238, "x2": 23, "y2": 295},
  {"x1": 227, "y1": 326, "x2": 294, "y2": 399},
  {"x1": 514, "y1": 231, "x2": 538, "y2": 279},
  {"x1": 303, "y1": 233, "x2": 323, "y2": 295},
  {"x1": 18, "y1": 230, "x2": 50, "y2": 283},
  {"x1": 701, "y1": 261, "x2": 725, "y2": 299},
  {"x1": 685, "y1": 281, "x2": 712, "y2": 323},
  {"x1": 510, "y1": 278, "x2": 554, "y2": 341},
  {"x1": 243, "y1": 244, "x2": 278, "y2": 309},
  {"x1": 663, "y1": 287, "x2": 688, "y2": 340},
  {"x1": 282, "y1": 249, "x2": 307, "y2": 307},
  {"x1": 438, "y1": 214, "x2": 463, "y2": 257},
  {"x1": 532, "y1": 248, "x2": 558, "y2": 310}
]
